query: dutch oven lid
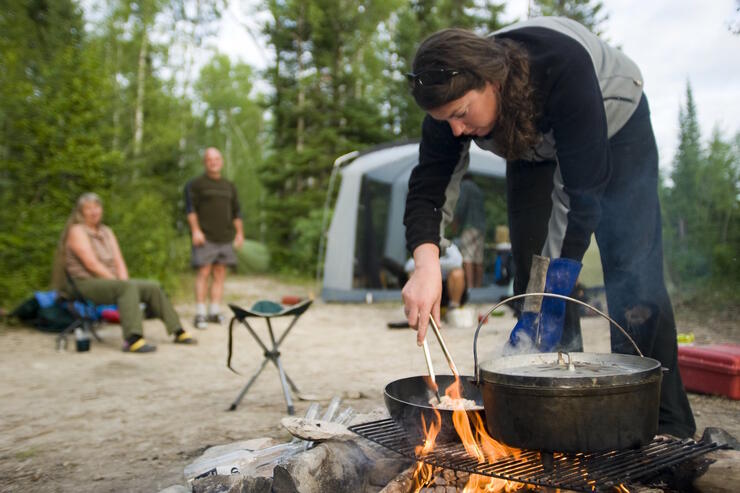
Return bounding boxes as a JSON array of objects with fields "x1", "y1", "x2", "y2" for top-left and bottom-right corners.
[{"x1": 479, "y1": 352, "x2": 662, "y2": 388}]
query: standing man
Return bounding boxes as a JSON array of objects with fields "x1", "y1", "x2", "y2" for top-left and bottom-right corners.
[{"x1": 185, "y1": 147, "x2": 244, "y2": 329}]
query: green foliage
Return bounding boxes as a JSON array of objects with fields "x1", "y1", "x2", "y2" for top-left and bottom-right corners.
[
  {"x1": 0, "y1": 0, "x2": 234, "y2": 307},
  {"x1": 3, "y1": 0, "x2": 734, "y2": 314},
  {"x1": 661, "y1": 82, "x2": 740, "y2": 293},
  {"x1": 105, "y1": 185, "x2": 190, "y2": 293},
  {"x1": 236, "y1": 239, "x2": 271, "y2": 273},
  {"x1": 258, "y1": 0, "x2": 511, "y2": 274},
  {"x1": 259, "y1": 0, "x2": 402, "y2": 271},
  {"x1": 290, "y1": 209, "x2": 325, "y2": 274},
  {"x1": 0, "y1": 0, "x2": 123, "y2": 303},
  {"x1": 192, "y1": 54, "x2": 265, "y2": 239}
]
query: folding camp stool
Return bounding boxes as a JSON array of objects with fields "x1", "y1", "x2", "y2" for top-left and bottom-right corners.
[
  {"x1": 56, "y1": 271, "x2": 104, "y2": 351},
  {"x1": 227, "y1": 299, "x2": 313, "y2": 415}
]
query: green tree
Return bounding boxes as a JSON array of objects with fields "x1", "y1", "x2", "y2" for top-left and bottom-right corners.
[
  {"x1": 193, "y1": 54, "x2": 265, "y2": 240},
  {"x1": 663, "y1": 82, "x2": 706, "y2": 284},
  {"x1": 0, "y1": 0, "x2": 123, "y2": 303},
  {"x1": 662, "y1": 81, "x2": 740, "y2": 290},
  {"x1": 259, "y1": 0, "x2": 400, "y2": 271},
  {"x1": 86, "y1": 0, "x2": 227, "y2": 285},
  {"x1": 704, "y1": 128, "x2": 740, "y2": 282}
]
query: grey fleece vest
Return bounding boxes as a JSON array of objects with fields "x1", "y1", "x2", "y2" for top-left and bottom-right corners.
[{"x1": 494, "y1": 16, "x2": 644, "y2": 139}]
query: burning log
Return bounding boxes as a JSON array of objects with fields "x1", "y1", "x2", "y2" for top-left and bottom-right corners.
[{"x1": 378, "y1": 465, "x2": 416, "y2": 493}]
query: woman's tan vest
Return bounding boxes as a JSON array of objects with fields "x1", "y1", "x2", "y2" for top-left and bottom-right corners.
[{"x1": 65, "y1": 224, "x2": 116, "y2": 279}]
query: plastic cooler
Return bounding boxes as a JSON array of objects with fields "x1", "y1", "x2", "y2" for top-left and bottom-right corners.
[{"x1": 677, "y1": 343, "x2": 740, "y2": 400}]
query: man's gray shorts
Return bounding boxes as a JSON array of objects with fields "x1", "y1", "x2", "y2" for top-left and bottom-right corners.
[{"x1": 191, "y1": 241, "x2": 238, "y2": 268}]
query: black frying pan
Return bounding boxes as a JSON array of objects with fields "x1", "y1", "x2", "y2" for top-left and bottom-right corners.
[{"x1": 384, "y1": 375, "x2": 485, "y2": 443}]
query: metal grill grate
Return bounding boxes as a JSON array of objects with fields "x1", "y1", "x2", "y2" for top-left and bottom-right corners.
[{"x1": 349, "y1": 419, "x2": 721, "y2": 492}]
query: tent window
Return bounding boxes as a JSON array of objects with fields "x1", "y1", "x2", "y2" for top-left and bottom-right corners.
[{"x1": 353, "y1": 177, "x2": 391, "y2": 289}]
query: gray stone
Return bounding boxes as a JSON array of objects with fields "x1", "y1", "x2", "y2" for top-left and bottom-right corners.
[
  {"x1": 157, "y1": 486, "x2": 191, "y2": 493},
  {"x1": 694, "y1": 449, "x2": 740, "y2": 493},
  {"x1": 242, "y1": 476, "x2": 273, "y2": 493},
  {"x1": 190, "y1": 469, "x2": 272, "y2": 493},
  {"x1": 192, "y1": 474, "x2": 243, "y2": 493},
  {"x1": 700, "y1": 427, "x2": 740, "y2": 450},
  {"x1": 271, "y1": 440, "x2": 370, "y2": 493}
]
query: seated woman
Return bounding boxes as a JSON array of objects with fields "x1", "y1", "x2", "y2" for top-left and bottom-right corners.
[{"x1": 53, "y1": 192, "x2": 195, "y2": 353}]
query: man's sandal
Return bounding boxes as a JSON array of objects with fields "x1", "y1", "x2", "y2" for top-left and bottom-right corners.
[
  {"x1": 122, "y1": 338, "x2": 157, "y2": 353},
  {"x1": 174, "y1": 330, "x2": 197, "y2": 345}
]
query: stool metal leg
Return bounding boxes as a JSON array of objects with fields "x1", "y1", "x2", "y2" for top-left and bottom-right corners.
[
  {"x1": 229, "y1": 357, "x2": 270, "y2": 411},
  {"x1": 266, "y1": 319, "x2": 295, "y2": 415},
  {"x1": 282, "y1": 370, "x2": 301, "y2": 394},
  {"x1": 228, "y1": 312, "x2": 306, "y2": 414},
  {"x1": 273, "y1": 355, "x2": 295, "y2": 415}
]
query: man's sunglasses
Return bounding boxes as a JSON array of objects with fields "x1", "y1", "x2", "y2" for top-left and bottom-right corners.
[{"x1": 405, "y1": 68, "x2": 461, "y2": 88}]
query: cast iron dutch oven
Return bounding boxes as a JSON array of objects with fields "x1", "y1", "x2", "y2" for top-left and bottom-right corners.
[{"x1": 473, "y1": 293, "x2": 663, "y2": 453}]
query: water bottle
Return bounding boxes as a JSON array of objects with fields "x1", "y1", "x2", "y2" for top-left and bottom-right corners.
[{"x1": 75, "y1": 327, "x2": 91, "y2": 352}]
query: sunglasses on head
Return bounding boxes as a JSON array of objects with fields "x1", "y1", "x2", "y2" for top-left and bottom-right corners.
[{"x1": 405, "y1": 68, "x2": 461, "y2": 88}]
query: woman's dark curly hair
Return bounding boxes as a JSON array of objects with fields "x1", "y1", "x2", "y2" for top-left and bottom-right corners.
[{"x1": 410, "y1": 28, "x2": 540, "y2": 161}]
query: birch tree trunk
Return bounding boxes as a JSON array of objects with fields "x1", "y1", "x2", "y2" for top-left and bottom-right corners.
[
  {"x1": 133, "y1": 30, "x2": 149, "y2": 158},
  {"x1": 295, "y1": 5, "x2": 306, "y2": 154}
]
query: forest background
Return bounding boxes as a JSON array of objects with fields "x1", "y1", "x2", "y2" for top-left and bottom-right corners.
[{"x1": 1, "y1": 0, "x2": 738, "y2": 314}]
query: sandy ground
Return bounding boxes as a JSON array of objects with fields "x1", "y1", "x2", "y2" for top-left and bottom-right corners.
[{"x1": 0, "y1": 275, "x2": 738, "y2": 493}]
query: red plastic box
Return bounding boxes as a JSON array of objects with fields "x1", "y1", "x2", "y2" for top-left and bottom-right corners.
[{"x1": 677, "y1": 343, "x2": 740, "y2": 400}]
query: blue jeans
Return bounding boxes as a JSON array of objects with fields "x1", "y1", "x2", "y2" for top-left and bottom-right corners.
[{"x1": 507, "y1": 95, "x2": 696, "y2": 438}]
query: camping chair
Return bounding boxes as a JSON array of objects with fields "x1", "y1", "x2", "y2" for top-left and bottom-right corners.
[
  {"x1": 226, "y1": 298, "x2": 313, "y2": 415},
  {"x1": 56, "y1": 271, "x2": 103, "y2": 351}
]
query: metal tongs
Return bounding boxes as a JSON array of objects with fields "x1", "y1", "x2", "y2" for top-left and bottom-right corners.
[{"x1": 421, "y1": 314, "x2": 460, "y2": 403}]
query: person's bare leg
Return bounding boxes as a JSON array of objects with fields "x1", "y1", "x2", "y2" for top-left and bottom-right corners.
[
  {"x1": 463, "y1": 262, "x2": 475, "y2": 288},
  {"x1": 194, "y1": 264, "x2": 212, "y2": 329},
  {"x1": 447, "y1": 268, "x2": 465, "y2": 306},
  {"x1": 474, "y1": 262, "x2": 484, "y2": 287},
  {"x1": 195, "y1": 264, "x2": 211, "y2": 304},
  {"x1": 208, "y1": 264, "x2": 227, "y2": 322}
]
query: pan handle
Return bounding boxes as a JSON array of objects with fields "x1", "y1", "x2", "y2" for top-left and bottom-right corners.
[{"x1": 473, "y1": 292, "x2": 643, "y2": 385}]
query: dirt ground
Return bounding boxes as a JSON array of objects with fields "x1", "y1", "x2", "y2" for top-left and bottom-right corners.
[{"x1": 1, "y1": 275, "x2": 738, "y2": 493}]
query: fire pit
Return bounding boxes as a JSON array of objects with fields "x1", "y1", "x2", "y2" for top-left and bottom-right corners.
[{"x1": 349, "y1": 418, "x2": 723, "y2": 492}]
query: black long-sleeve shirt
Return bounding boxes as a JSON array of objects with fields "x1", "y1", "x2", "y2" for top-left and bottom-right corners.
[{"x1": 405, "y1": 17, "x2": 643, "y2": 261}]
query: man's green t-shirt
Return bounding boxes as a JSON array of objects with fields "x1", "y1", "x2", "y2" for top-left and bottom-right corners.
[{"x1": 184, "y1": 174, "x2": 242, "y2": 244}]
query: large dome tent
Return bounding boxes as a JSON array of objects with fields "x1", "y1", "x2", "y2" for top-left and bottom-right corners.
[{"x1": 320, "y1": 140, "x2": 511, "y2": 303}]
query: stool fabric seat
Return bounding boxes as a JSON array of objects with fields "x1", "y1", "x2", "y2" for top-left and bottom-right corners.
[{"x1": 227, "y1": 299, "x2": 313, "y2": 414}]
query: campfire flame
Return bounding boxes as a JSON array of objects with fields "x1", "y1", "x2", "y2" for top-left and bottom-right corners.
[
  {"x1": 411, "y1": 375, "x2": 526, "y2": 492},
  {"x1": 410, "y1": 411, "x2": 442, "y2": 492}
]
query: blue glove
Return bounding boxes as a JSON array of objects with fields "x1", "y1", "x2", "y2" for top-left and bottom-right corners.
[
  {"x1": 507, "y1": 311, "x2": 539, "y2": 348},
  {"x1": 507, "y1": 258, "x2": 582, "y2": 351}
]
